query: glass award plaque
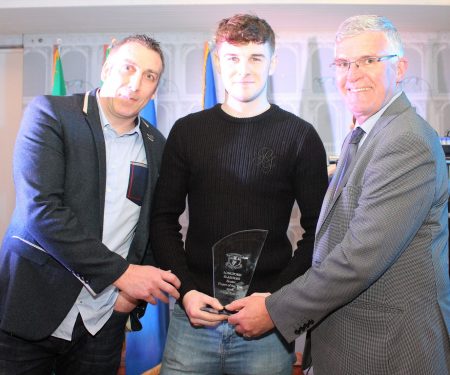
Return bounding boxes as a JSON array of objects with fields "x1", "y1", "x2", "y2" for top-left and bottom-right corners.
[{"x1": 201, "y1": 229, "x2": 268, "y2": 314}]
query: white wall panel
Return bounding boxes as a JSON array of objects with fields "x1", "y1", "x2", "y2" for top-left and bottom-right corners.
[{"x1": 18, "y1": 30, "x2": 450, "y2": 249}]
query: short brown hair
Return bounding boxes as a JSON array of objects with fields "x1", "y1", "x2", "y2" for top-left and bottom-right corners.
[
  {"x1": 109, "y1": 34, "x2": 165, "y2": 73},
  {"x1": 214, "y1": 14, "x2": 275, "y2": 53}
]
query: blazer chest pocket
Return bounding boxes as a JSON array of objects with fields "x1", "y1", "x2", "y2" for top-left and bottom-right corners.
[{"x1": 126, "y1": 161, "x2": 148, "y2": 206}]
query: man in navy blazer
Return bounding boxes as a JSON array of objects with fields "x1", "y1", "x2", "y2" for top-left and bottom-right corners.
[
  {"x1": 227, "y1": 15, "x2": 450, "y2": 374},
  {"x1": 0, "y1": 35, "x2": 180, "y2": 374}
]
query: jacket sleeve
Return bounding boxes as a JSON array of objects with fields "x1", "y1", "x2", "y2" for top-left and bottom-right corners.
[{"x1": 12, "y1": 95, "x2": 129, "y2": 294}]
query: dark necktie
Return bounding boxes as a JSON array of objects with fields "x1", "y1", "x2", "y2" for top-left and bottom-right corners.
[{"x1": 334, "y1": 126, "x2": 365, "y2": 196}]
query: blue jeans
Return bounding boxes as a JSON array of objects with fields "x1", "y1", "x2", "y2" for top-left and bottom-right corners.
[{"x1": 161, "y1": 303, "x2": 295, "y2": 375}]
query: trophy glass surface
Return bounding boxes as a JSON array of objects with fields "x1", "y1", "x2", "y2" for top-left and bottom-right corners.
[{"x1": 203, "y1": 229, "x2": 268, "y2": 314}]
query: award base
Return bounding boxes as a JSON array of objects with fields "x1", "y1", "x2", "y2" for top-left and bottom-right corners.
[{"x1": 200, "y1": 306, "x2": 235, "y2": 315}]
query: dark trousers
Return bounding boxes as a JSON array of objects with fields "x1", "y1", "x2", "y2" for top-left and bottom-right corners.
[{"x1": 0, "y1": 311, "x2": 128, "y2": 375}]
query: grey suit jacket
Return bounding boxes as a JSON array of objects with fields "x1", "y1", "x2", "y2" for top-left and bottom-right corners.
[
  {"x1": 0, "y1": 90, "x2": 165, "y2": 340},
  {"x1": 267, "y1": 93, "x2": 450, "y2": 374}
]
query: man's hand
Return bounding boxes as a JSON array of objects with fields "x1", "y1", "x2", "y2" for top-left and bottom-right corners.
[
  {"x1": 226, "y1": 294, "x2": 275, "y2": 337},
  {"x1": 182, "y1": 290, "x2": 229, "y2": 327},
  {"x1": 114, "y1": 290, "x2": 139, "y2": 313},
  {"x1": 113, "y1": 264, "x2": 181, "y2": 304}
]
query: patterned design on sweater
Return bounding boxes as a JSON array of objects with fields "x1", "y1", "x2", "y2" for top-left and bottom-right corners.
[{"x1": 151, "y1": 104, "x2": 328, "y2": 298}]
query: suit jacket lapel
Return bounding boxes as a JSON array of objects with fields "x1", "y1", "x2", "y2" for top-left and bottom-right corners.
[
  {"x1": 127, "y1": 117, "x2": 158, "y2": 263},
  {"x1": 316, "y1": 93, "x2": 412, "y2": 236},
  {"x1": 137, "y1": 118, "x2": 157, "y2": 224},
  {"x1": 316, "y1": 132, "x2": 352, "y2": 233},
  {"x1": 82, "y1": 89, "x2": 107, "y2": 234}
]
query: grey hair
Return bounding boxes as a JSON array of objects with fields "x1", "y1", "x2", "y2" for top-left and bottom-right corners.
[{"x1": 335, "y1": 15, "x2": 404, "y2": 57}]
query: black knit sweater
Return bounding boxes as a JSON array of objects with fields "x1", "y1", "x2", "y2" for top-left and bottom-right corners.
[{"x1": 151, "y1": 104, "x2": 328, "y2": 299}]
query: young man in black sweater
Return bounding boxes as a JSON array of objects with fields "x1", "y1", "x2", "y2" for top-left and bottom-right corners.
[{"x1": 151, "y1": 14, "x2": 328, "y2": 375}]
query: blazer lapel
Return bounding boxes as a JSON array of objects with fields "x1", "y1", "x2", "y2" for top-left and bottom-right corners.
[
  {"x1": 316, "y1": 132, "x2": 352, "y2": 234},
  {"x1": 82, "y1": 90, "x2": 107, "y2": 232},
  {"x1": 138, "y1": 118, "x2": 157, "y2": 221},
  {"x1": 316, "y1": 93, "x2": 412, "y2": 236},
  {"x1": 127, "y1": 118, "x2": 158, "y2": 263}
]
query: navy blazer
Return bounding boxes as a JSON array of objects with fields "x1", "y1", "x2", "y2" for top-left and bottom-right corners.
[{"x1": 0, "y1": 90, "x2": 165, "y2": 340}]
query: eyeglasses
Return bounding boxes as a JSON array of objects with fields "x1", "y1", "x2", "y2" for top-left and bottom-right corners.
[{"x1": 330, "y1": 54, "x2": 398, "y2": 72}]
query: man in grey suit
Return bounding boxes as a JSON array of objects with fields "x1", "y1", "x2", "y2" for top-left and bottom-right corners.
[
  {"x1": 0, "y1": 35, "x2": 180, "y2": 374},
  {"x1": 227, "y1": 15, "x2": 450, "y2": 374}
]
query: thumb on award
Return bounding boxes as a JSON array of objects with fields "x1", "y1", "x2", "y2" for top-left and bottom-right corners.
[{"x1": 225, "y1": 298, "x2": 246, "y2": 312}]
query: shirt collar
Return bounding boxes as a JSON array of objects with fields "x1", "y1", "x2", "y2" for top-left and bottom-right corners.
[
  {"x1": 96, "y1": 90, "x2": 141, "y2": 136},
  {"x1": 356, "y1": 91, "x2": 403, "y2": 136}
]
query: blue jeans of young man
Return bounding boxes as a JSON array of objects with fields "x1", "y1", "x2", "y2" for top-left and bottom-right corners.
[
  {"x1": 0, "y1": 311, "x2": 128, "y2": 375},
  {"x1": 161, "y1": 303, "x2": 295, "y2": 375}
]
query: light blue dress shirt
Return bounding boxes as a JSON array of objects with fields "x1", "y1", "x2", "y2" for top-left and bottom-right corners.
[{"x1": 52, "y1": 96, "x2": 147, "y2": 340}]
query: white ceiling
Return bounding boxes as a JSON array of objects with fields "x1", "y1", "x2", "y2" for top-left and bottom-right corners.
[{"x1": 1, "y1": 1, "x2": 450, "y2": 36}]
